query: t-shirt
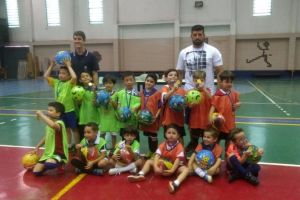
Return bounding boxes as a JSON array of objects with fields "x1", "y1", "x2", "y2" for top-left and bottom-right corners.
[
  {"x1": 226, "y1": 142, "x2": 244, "y2": 160},
  {"x1": 113, "y1": 140, "x2": 140, "y2": 155},
  {"x1": 176, "y1": 43, "x2": 223, "y2": 93},
  {"x1": 48, "y1": 78, "x2": 75, "y2": 112},
  {"x1": 80, "y1": 135, "x2": 106, "y2": 161},
  {"x1": 156, "y1": 141, "x2": 185, "y2": 164},
  {"x1": 78, "y1": 89, "x2": 99, "y2": 125}
]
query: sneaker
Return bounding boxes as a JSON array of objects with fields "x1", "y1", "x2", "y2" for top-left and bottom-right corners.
[
  {"x1": 168, "y1": 181, "x2": 178, "y2": 194},
  {"x1": 228, "y1": 171, "x2": 240, "y2": 183},
  {"x1": 204, "y1": 174, "x2": 213, "y2": 183},
  {"x1": 109, "y1": 168, "x2": 121, "y2": 175},
  {"x1": 127, "y1": 174, "x2": 146, "y2": 182},
  {"x1": 92, "y1": 168, "x2": 103, "y2": 176},
  {"x1": 244, "y1": 172, "x2": 259, "y2": 186}
]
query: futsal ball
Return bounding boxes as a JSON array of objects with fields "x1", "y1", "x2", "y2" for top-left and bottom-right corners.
[
  {"x1": 211, "y1": 112, "x2": 225, "y2": 129},
  {"x1": 55, "y1": 51, "x2": 71, "y2": 65},
  {"x1": 71, "y1": 86, "x2": 85, "y2": 101},
  {"x1": 169, "y1": 95, "x2": 185, "y2": 112},
  {"x1": 22, "y1": 153, "x2": 39, "y2": 170},
  {"x1": 138, "y1": 109, "x2": 153, "y2": 125},
  {"x1": 246, "y1": 145, "x2": 262, "y2": 164},
  {"x1": 158, "y1": 159, "x2": 173, "y2": 170},
  {"x1": 119, "y1": 149, "x2": 134, "y2": 164},
  {"x1": 195, "y1": 150, "x2": 215, "y2": 170},
  {"x1": 81, "y1": 146, "x2": 100, "y2": 161},
  {"x1": 96, "y1": 90, "x2": 110, "y2": 106},
  {"x1": 117, "y1": 107, "x2": 132, "y2": 122},
  {"x1": 186, "y1": 90, "x2": 202, "y2": 105}
]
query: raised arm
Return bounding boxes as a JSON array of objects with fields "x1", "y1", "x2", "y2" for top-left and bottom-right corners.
[
  {"x1": 36, "y1": 110, "x2": 60, "y2": 131},
  {"x1": 64, "y1": 60, "x2": 77, "y2": 84}
]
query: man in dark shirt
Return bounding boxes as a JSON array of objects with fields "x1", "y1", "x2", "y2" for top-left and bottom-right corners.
[{"x1": 71, "y1": 31, "x2": 99, "y2": 85}]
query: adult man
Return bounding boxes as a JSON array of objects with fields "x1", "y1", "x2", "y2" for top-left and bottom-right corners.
[
  {"x1": 176, "y1": 25, "x2": 223, "y2": 94},
  {"x1": 71, "y1": 31, "x2": 99, "y2": 85}
]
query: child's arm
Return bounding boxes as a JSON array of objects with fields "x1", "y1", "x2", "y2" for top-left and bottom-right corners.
[
  {"x1": 188, "y1": 153, "x2": 196, "y2": 170},
  {"x1": 44, "y1": 60, "x2": 55, "y2": 85},
  {"x1": 36, "y1": 110, "x2": 61, "y2": 131},
  {"x1": 162, "y1": 158, "x2": 180, "y2": 176},
  {"x1": 85, "y1": 151, "x2": 106, "y2": 169},
  {"x1": 29, "y1": 136, "x2": 45, "y2": 154},
  {"x1": 207, "y1": 157, "x2": 222, "y2": 175},
  {"x1": 209, "y1": 106, "x2": 216, "y2": 123},
  {"x1": 64, "y1": 60, "x2": 77, "y2": 85}
]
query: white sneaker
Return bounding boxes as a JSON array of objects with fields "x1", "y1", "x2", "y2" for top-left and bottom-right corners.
[
  {"x1": 109, "y1": 168, "x2": 121, "y2": 175},
  {"x1": 204, "y1": 174, "x2": 213, "y2": 183}
]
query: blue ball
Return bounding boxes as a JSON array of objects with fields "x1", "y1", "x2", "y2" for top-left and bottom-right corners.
[
  {"x1": 138, "y1": 109, "x2": 153, "y2": 125},
  {"x1": 195, "y1": 150, "x2": 215, "y2": 170},
  {"x1": 169, "y1": 95, "x2": 185, "y2": 112},
  {"x1": 96, "y1": 90, "x2": 110, "y2": 105},
  {"x1": 55, "y1": 51, "x2": 71, "y2": 65},
  {"x1": 118, "y1": 107, "x2": 131, "y2": 122}
]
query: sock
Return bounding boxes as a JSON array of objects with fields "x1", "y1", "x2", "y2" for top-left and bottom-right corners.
[
  {"x1": 138, "y1": 171, "x2": 144, "y2": 176},
  {"x1": 174, "y1": 180, "x2": 180, "y2": 186},
  {"x1": 148, "y1": 136, "x2": 158, "y2": 153},
  {"x1": 195, "y1": 167, "x2": 206, "y2": 178},
  {"x1": 229, "y1": 155, "x2": 247, "y2": 176},
  {"x1": 44, "y1": 162, "x2": 60, "y2": 170},
  {"x1": 117, "y1": 163, "x2": 136, "y2": 173}
]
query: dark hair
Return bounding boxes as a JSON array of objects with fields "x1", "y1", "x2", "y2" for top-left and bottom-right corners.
[
  {"x1": 103, "y1": 75, "x2": 116, "y2": 84},
  {"x1": 73, "y1": 31, "x2": 86, "y2": 41},
  {"x1": 85, "y1": 122, "x2": 99, "y2": 132},
  {"x1": 204, "y1": 127, "x2": 219, "y2": 139},
  {"x1": 164, "y1": 124, "x2": 180, "y2": 136},
  {"x1": 122, "y1": 71, "x2": 135, "y2": 80},
  {"x1": 164, "y1": 69, "x2": 179, "y2": 78},
  {"x1": 145, "y1": 73, "x2": 158, "y2": 83},
  {"x1": 219, "y1": 70, "x2": 234, "y2": 81},
  {"x1": 229, "y1": 127, "x2": 244, "y2": 141},
  {"x1": 191, "y1": 25, "x2": 205, "y2": 34},
  {"x1": 48, "y1": 102, "x2": 65, "y2": 116},
  {"x1": 193, "y1": 70, "x2": 206, "y2": 80},
  {"x1": 123, "y1": 126, "x2": 139, "y2": 136},
  {"x1": 59, "y1": 66, "x2": 70, "y2": 75}
]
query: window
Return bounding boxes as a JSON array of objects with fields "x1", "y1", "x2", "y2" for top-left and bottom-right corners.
[
  {"x1": 5, "y1": 0, "x2": 20, "y2": 28},
  {"x1": 253, "y1": 0, "x2": 272, "y2": 16},
  {"x1": 46, "y1": 0, "x2": 61, "y2": 26},
  {"x1": 88, "y1": 0, "x2": 104, "y2": 24}
]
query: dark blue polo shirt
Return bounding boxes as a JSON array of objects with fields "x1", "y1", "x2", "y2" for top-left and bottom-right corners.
[{"x1": 70, "y1": 50, "x2": 99, "y2": 80}]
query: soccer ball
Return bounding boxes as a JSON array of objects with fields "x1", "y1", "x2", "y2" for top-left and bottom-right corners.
[
  {"x1": 195, "y1": 150, "x2": 215, "y2": 170},
  {"x1": 246, "y1": 145, "x2": 262, "y2": 164},
  {"x1": 138, "y1": 109, "x2": 153, "y2": 125},
  {"x1": 96, "y1": 90, "x2": 110, "y2": 105},
  {"x1": 158, "y1": 159, "x2": 173, "y2": 170},
  {"x1": 71, "y1": 86, "x2": 85, "y2": 101},
  {"x1": 169, "y1": 95, "x2": 185, "y2": 112},
  {"x1": 211, "y1": 112, "x2": 225, "y2": 129},
  {"x1": 186, "y1": 90, "x2": 202, "y2": 105},
  {"x1": 119, "y1": 149, "x2": 134, "y2": 164},
  {"x1": 117, "y1": 107, "x2": 131, "y2": 122},
  {"x1": 22, "y1": 152, "x2": 39, "y2": 170},
  {"x1": 55, "y1": 51, "x2": 71, "y2": 65}
]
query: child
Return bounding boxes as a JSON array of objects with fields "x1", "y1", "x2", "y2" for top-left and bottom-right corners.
[
  {"x1": 186, "y1": 71, "x2": 212, "y2": 153},
  {"x1": 111, "y1": 71, "x2": 140, "y2": 139},
  {"x1": 127, "y1": 124, "x2": 189, "y2": 194},
  {"x1": 71, "y1": 122, "x2": 108, "y2": 175},
  {"x1": 77, "y1": 71, "x2": 100, "y2": 140},
  {"x1": 188, "y1": 128, "x2": 222, "y2": 183},
  {"x1": 108, "y1": 126, "x2": 143, "y2": 175},
  {"x1": 98, "y1": 75, "x2": 119, "y2": 149},
  {"x1": 138, "y1": 73, "x2": 162, "y2": 156},
  {"x1": 161, "y1": 69, "x2": 186, "y2": 143},
  {"x1": 44, "y1": 60, "x2": 80, "y2": 149},
  {"x1": 209, "y1": 70, "x2": 240, "y2": 147},
  {"x1": 226, "y1": 128, "x2": 263, "y2": 185},
  {"x1": 31, "y1": 102, "x2": 69, "y2": 176}
]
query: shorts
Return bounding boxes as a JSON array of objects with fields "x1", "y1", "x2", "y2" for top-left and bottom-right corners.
[{"x1": 62, "y1": 111, "x2": 78, "y2": 129}]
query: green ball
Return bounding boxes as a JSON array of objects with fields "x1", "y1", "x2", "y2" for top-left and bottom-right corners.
[
  {"x1": 246, "y1": 145, "x2": 262, "y2": 163},
  {"x1": 186, "y1": 90, "x2": 202, "y2": 105},
  {"x1": 71, "y1": 86, "x2": 85, "y2": 101}
]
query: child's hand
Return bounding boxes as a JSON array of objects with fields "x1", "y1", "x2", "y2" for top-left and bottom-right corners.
[
  {"x1": 174, "y1": 80, "x2": 181, "y2": 89},
  {"x1": 85, "y1": 161, "x2": 94, "y2": 169},
  {"x1": 162, "y1": 169, "x2": 173, "y2": 176},
  {"x1": 234, "y1": 102, "x2": 241, "y2": 109},
  {"x1": 258, "y1": 148, "x2": 264, "y2": 156},
  {"x1": 63, "y1": 59, "x2": 71, "y2": 67},
  {"x1": 36, "y1": 110, "x2": 43, "y2": 120},
  {"x1": 112, "y1": 153, "x2": 121, "y2": 161},
  {"x1": 75, "y1": 144, "x2": 82, "y2": 150}
]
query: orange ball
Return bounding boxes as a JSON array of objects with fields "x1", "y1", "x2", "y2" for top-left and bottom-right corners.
[{"x1": 21, "y1": 153, "x2": 39, "y2": 170}]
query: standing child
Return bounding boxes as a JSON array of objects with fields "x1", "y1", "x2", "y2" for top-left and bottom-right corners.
[
  {"x1": 98, "y1": 75, "x2": 119, "y2": 149},
  {"x1": 108, "y1": 126, "x2": 143, "y2": 175},
  {"x1": 44, "y1": 60, "x2": 80, "y2": 149},
  {"x1": 186, "y1": 70, "x2": 212, "y2": 153},
  {"x1": 127, "y1": 124, "x2": 189, "y2": 194},
  {"x1": 111, "y1": 71, "x2": 140, "y2": 139},
  {"x1": 209, "y1": 70, "x2": 240, "y2": 148},
  {"x1": 31, "y1": 102, "x2": 69, "y2": 176},
  {"x1": 188, "y1": 128, "x2": 222, "y2": 183},
  {"x1": 77, "y1": 71, "x2": 99, "y2": 140},
  {"x1": 138, "y1": 73, "x2": 162, "y2": 156},
  {"x1": 226, "y1": 128, "x2": 263, "y2": 185},
  {"x1": 71, "y1": 122, "x2": 108, "y2": 176},
  {"x1": 161, "y1": 69, "x2": 186, "y2": 143}
]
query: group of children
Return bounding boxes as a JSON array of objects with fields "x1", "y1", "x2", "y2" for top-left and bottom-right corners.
[{"x1": 29, "y1": 59, "x2": 264, "y2": 194}]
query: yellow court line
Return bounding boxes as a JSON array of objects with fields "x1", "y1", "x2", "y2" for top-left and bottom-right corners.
[
  {"x1": 51, "y1": 173, "x2": 87, "y2": 200},
  {"x1": 236, "y1": 122, "x2": 300, "y2": 126}
]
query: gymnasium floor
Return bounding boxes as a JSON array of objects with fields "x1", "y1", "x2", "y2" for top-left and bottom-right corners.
[{"x1": 0, "y1": 77, "x2": 300, "y2": 199}]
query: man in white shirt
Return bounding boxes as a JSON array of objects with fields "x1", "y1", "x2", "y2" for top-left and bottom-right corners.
[{"x1": 176, "y1": 25, "x2": 223, "y2": 94}]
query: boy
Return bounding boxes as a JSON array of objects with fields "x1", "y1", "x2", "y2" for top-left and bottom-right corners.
[
  {"x1": 31, "y1": 102, "x2": 69, "y2": 176},
  {"x1": 44, "y1": 59, "x2": 80, "y2": 149}
]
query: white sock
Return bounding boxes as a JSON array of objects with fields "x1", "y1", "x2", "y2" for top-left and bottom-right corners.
[
  {"x1": 174, "y1": 180, "x2": 180, "y2": 186},
  {"x1": 138, "y1": 171, "x2": 144, "y2": 176},
  {"x1": 195, "y1": 167, "x2": 206, "y2": 178},
  {"x1": 117, "y1": 163, "x2": 136, "y2": 173}
]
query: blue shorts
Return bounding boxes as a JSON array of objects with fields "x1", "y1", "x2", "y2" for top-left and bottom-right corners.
[{"x1": 62, "y1": 111, "x2": 77, "y2": 129}]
